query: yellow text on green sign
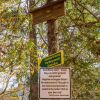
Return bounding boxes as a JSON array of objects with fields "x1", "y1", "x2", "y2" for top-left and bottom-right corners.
[{"x1": 38, "y1": 50, "x2": 64, "y2": 68}]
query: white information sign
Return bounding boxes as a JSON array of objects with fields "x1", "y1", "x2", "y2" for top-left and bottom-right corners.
[{"x1": 39, "y1": 68, "x2": 71, "y2": 99}]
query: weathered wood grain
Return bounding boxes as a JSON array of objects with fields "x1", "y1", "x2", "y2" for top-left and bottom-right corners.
[{"x1": 31, "y1": 0, "x2": 65, "y2": 25}]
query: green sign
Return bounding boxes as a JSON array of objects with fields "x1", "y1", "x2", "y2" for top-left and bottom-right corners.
[{"x1": 38, "y1": 50, "x2": 64, "y2": 68}]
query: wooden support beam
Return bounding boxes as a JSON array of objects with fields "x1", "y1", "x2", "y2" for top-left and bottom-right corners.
[
  {"x1": 47, "y1": 0, "x2": 60, "y2": 55},
  {"x1": 96, "y1": 40, "x2": 100, "y2": 44},
  {"x1": 30, "y1": 0, "x2": 66, "y2": 25}
]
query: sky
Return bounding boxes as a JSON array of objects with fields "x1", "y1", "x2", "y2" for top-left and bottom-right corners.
[{"x1": 0, "y1": 73, "x2": 18, "y2": 92}]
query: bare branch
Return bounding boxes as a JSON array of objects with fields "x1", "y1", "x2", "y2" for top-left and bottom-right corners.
[{"x1": 74, "y1": 0, "x2": 100, "y2": 21}]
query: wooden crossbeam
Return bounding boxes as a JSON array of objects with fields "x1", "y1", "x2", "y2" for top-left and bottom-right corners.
[{"x1": 30, "y1": 0, "x2": 66, "y2": 25}]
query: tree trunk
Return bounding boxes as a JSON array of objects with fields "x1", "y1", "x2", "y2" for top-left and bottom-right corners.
[
  {"x1": 29, "y1": 27, "x2": 38, "y2": 100},
  {"x1": 29, "y1": 0, "x2": 38, "y2": 100}
]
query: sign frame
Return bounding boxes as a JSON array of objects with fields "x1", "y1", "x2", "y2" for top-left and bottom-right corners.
[{"x1": 39, "y1": 67, "x2": 71, "y2": 99}]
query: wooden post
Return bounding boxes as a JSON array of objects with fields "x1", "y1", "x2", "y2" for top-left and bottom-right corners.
[
  {"x1": 29, "y1": 0, "x2": 65, "y2": 99},
  {"x1": 47, "y1": 0, "x2": 59, "y2": 55}
]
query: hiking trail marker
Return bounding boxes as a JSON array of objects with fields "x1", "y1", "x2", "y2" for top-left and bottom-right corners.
[
  {"x1": 38, "y1": 50, "x2": 64, "y2": 68},
  {"x1": 30, "y1": 0, "x2": 71, "y2": 99}
]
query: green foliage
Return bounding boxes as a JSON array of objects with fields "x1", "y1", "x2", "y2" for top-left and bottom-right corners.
[
  {"x1": 58, "y1": 0, "x2": 100, "y2": 99},
  {"x1": 0, "y1": 0, "x2": 100, "y2": 99}
]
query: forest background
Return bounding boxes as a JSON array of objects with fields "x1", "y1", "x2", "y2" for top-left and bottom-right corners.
[{"x1": 0, "y1": 0, "x2": 100, "y2": 100}]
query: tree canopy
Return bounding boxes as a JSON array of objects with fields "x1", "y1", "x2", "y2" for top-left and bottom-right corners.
[{"x1": 0, "y1": 0, "x2": 100, "y2": 100}]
